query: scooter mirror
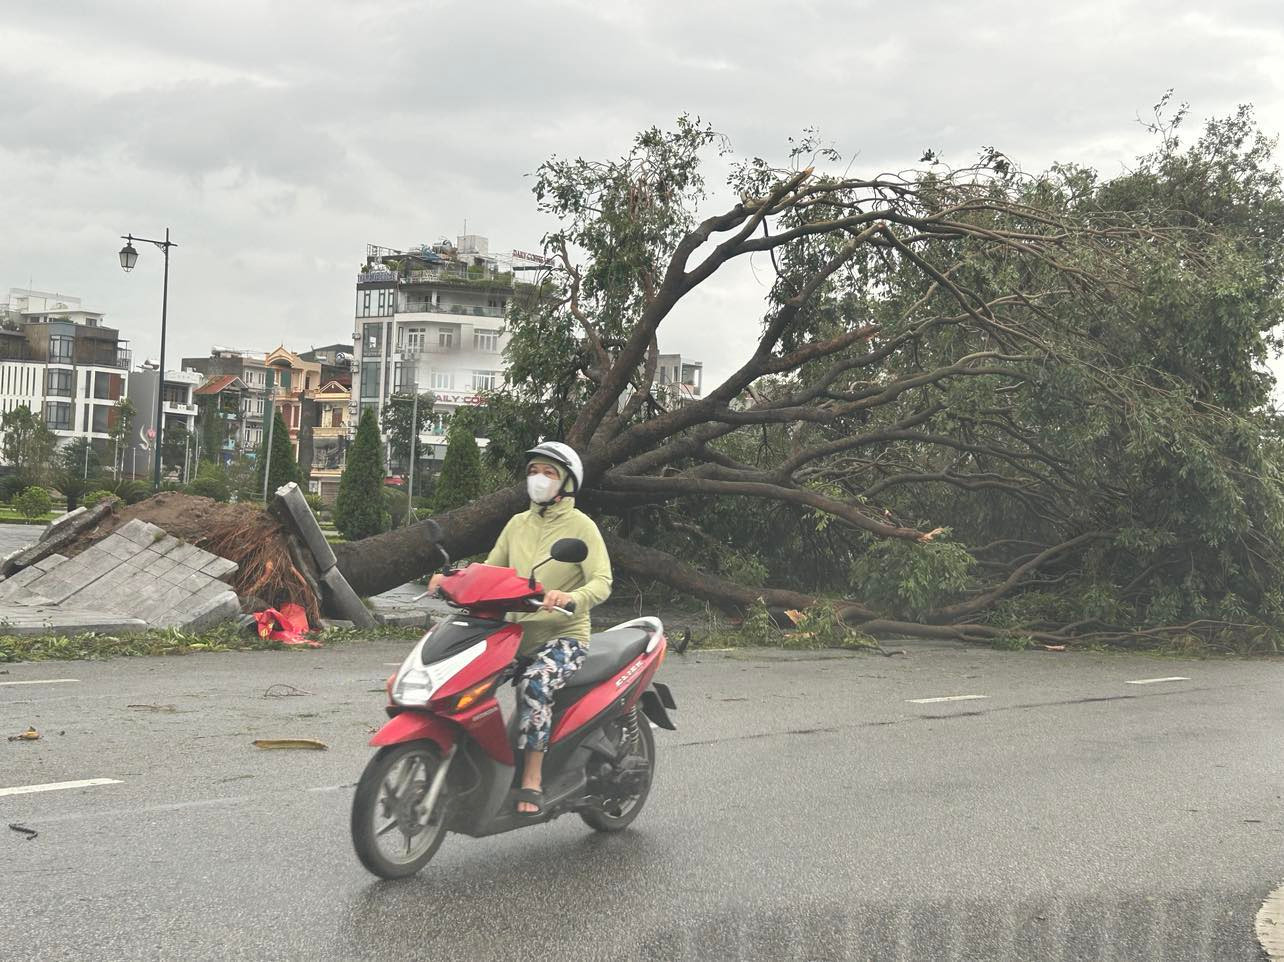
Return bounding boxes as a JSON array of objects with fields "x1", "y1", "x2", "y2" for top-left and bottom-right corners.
[{"x1": 549, "y1": 538, "x2": 588, "y2": 564}]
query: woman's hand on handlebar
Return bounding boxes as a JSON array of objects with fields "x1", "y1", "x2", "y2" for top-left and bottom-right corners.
[
  {"x1": 540, "y1": 589, "x2": 574, "y2": 612},
  {"x1": 427, "y1": 573, "x2": 447, "y2": 596}
]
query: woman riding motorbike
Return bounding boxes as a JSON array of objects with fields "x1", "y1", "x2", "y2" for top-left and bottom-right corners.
[{"x1": 428, "y1": 441, "x2": 612, "y2": 815}]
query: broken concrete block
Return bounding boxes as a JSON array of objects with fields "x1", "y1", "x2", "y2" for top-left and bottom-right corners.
[
  {"x1": 32, "y1": 554, "x2": 70, "y2": 574},
  {"x1": 320, "y1": 566, "x2": 376, "y2": 627},
  {"x1": 0, "y1": 606, "x2": 148, "y2": 636},
  {"x1": 175, "y1": 589, "x2": 241, "y2": 631},
  {"x1": 272, "y1": 482, "x2": 337, "y2": 571},
  {"x1": 374, "y1": 609, "x2": 431, "y2": 628},
  {"x1": 41, "y1": 506, "x2": 86, "y2": 542},
  {"x1": 0, "y1": 498, "x2": 118, "y2": 577},
  {"x1": 116, "y1": 519, "x2": 165, "y2": 547},
  {"x1": 199, "y1": 556, "x2": 239, "y2": 581}
]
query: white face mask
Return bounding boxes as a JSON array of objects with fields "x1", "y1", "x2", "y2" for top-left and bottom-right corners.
[{"x1": 527, "y1": 473, "x2": 561, "y2": 504}]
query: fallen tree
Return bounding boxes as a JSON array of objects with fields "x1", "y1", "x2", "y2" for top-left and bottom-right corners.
[{"x1": 336, "y1": 107, "x2": 1284, "y2": 649}]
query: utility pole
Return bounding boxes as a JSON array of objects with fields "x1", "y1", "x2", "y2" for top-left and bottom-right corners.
[
  {"x1": 261, "y1": 369, "x2": 276, "y2": 501},
  {"x1": 406, "y1": 384, "x2": 419, "y2": 525}
]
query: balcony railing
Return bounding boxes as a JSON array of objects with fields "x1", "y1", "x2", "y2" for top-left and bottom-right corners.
[
  {"x1": 405, "y1": 266, "x2": 513, "y2": 287},
  {"x1": 399, "y1": 301, "x2": 506, "y2": 319},
  {"x1": 163, "y1": 401, "x2": 198, "y2": 415}
]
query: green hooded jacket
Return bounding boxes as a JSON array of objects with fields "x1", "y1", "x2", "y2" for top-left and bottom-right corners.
[{"x1": 485, "y1": 496, "x2": 612, "y2": 654}]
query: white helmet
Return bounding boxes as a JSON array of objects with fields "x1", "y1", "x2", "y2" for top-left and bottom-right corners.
[{"x1": 525, "y1": 441, "x2": 583, "y2": 496}]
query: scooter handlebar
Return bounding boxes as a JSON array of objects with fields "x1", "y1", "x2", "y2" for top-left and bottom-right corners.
[{"x1": 529, "y1": 597, "x2": 576, "y2": 616}]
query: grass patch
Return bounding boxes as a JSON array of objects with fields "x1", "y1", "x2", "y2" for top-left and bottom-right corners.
[
  {"x1": 0, "y1": 621, "x2": 425, "y2": 663},
  {"x1": 0, "y1": 508, "x2": 60, "y2": 525}
]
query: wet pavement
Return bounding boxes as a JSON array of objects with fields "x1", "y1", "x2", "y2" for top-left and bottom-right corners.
[{"x1": 2, "y1": 638, "x2": 1282, "y2": 960}]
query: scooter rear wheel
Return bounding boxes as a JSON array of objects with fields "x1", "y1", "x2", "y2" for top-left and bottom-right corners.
[
  {"x1": 580, "y1": 714, "x2": 655, "y2": 832},
  {"x1": 351, "y1": 741, "x2": 448, "y2": 878}
]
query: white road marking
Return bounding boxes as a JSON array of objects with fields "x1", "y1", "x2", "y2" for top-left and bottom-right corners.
[
  {"x1": 1258, "y1": 882, "x2": 1284, "y2": 961},
  {"x1": 0, "y1": 778, "x2": 122, "y2": 798},
  {"x1": 0, "y1": 678, "x2": 80, "y2": 687},
  {"x1": 1125, "y1": 676, "x2": 1190, "y2": 685},
  {"x1": 907, "y1": 694, "x2": 988, "y2": 704}
]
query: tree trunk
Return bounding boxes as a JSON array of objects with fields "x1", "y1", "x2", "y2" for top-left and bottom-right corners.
[{"x1": 333, "y1": 485, "x2": 524, "y2": 596}]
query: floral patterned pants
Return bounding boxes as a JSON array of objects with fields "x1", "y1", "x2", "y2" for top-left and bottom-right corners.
[{"x1": 517, "y1": 637, "x2": 588, "y2": 752}]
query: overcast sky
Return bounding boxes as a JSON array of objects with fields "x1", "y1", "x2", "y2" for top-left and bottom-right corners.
[{"x1": 2, "y1": 1, "x2": 1283, "y2": 387}]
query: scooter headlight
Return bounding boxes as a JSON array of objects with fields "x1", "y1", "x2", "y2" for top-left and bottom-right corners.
[
  {"x1": 392, "y1": 665, "x2": 436, "y2": 706},
  {"x1": 390, "y1": 638, "x2": 488, "y2": 707}
]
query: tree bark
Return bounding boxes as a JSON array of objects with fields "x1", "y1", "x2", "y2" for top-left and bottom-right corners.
[{"x1": 333, "y1": 485, "x2": 524, "y2": 597}]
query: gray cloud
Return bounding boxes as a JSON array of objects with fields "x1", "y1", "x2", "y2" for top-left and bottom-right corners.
[{"x1": 1, "y1": 0, "x2": 1282, "y2": 386}]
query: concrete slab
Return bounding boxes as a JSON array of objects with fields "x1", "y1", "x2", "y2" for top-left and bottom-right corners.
[
  {"x1": 0, "y1": 527, "x2": 244, "y2": 633},
  {"x1": 0, "y1": 605, "x2": 148, "y2": 636}
]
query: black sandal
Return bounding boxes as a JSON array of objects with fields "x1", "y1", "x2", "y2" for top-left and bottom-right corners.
[{"x1": 513, "y1": 788, "x2": 544, "y2": 816}]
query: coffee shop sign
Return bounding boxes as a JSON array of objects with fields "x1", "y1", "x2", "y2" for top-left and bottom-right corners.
[{"x1": 434, "y1": 390, "x2": 487, "y2": 407}]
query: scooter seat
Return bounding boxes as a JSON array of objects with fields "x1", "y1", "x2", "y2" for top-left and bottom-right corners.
[{"x1": 566, "y1": 627, "x2": 651, "y2": 689}]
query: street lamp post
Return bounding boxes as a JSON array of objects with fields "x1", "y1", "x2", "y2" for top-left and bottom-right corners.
[{"x1": 118, "y1": 229, "x2": 176, "y2": 490}]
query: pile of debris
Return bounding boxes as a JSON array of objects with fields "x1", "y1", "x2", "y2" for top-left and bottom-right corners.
[{"x1": 0, "y1": 484, "x2": 379, "y2": 637}]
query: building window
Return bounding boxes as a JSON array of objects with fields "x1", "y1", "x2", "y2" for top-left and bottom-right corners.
[
  {"x1": 162, "y1": 385, "x2": 187, "y2": 406},
  {"x1": 473, "y1": 329, "x2": 499, "y2": 352},
  {"x1": 43, "y1": 401, "x2": 72, "y2": 430},
  {"x1": 49, "y1": 335, "x2": 74, "y2": 363},
  {"x1": 45, "y1": 369, "x2": 74, "y2": 398},
  {"x1": 437, "y1": 329, "x2": 453, "y2": 349},
  {"x1": 406, "y1": 328, "x2": 425, "y2": 351},
  {"x1": 377, "y1": 291, "x2": 385, "y2": 315},
  {"x1": 360, "y1": 291, "x2": 371, "y2": 317},
  {"x1": 363, "y1": 323, "x2": 382, "y2": 354},
  {"x1": 430, "y1": 371, "x2": 453, "y2": 391},
  {"x1": 471, "y1": 370, "x2": 497, "y2": 392},
  {"x1": 360, "y1": 362, "x2": 380, "y2": 399}
]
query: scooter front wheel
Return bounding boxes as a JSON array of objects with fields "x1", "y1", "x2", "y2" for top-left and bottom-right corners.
[{"x1": 351, "y1": 741, "x2": 449, "y2": 878}]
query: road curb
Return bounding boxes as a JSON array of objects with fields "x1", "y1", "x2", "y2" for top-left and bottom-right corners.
[{"x1": 1259, "y1": 882, "x2": 1284, "y2": 961}]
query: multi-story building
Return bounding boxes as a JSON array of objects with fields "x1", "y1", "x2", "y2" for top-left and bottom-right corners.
[
  {"x1": 0, "y1": 288, "x2": 132, "y2": 448},
  {"x1": 125, "y1": 367, "x2": 202, "y2": 479},
  {"x1": 299, "y1": 343, "x2": 353, "y2": 390},
  {"x1": 192, "y1": 375, "x2": 246, "y2": 465},
  {"x1": 656, "y1": 353, "x2": 704, "y2": 404},
  {"x1": 309, "y1": 378, "x2": 352, "y2": 503},
  {"x1": 182, "y1": 347, "x2": 270, "y2": 454},
  {"x1": 353, "y1": 235, "x2": 538, "y2": 466}
]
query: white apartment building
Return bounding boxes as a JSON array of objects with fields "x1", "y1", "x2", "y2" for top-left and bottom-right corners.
[
  {"x1": 124, "y1": 367, "x2": 202, "y2": 478},
  {"x1": 656, "y1": 353, "x2": 704, "y2": 403},
  {"x1": 0, "y1": 288, "x2": 132, "y2": 447},
  {"x1": 354, "y1": 235, "x2": 541, "y2": 464}
]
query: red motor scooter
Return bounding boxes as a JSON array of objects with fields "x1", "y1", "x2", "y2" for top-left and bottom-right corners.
[{"x1": 351, "y1": 531, "x2": 678, "y2": 879}]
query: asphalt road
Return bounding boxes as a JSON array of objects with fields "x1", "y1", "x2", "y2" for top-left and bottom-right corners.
[{"x1": 1, "y1": 637, "x2": 1282, "y2": 961}]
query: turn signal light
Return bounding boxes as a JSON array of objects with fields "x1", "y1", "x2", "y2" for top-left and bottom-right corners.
[{"x1": 453, "y1": 678, "x2": 496, "y2": 711}]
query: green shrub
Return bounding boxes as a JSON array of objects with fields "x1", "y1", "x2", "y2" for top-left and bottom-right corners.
[
  {"x1": 849, "y1": 531, "x2": 975, "y2": 621},
  {"x1": 254, "y1": 410, "x2": 300, "y2": 498},
  {"x1": 432, "y1": 420, "x2": 482, "y2": 513},
  {"x1": 14, "y1": 486, "x2": 52, "y2": 520},
  {"x1": 82, "y1": 489, "x2": 115, "y2": 508},
  {"x1": 383, "y1": 486, "x2": 409, "y2": 529},
  {"x1": 108, "y1": 479, "x2": 152, "y2": 505},
  {"x1": 185, "y1": 464, "x2": 231, "y2": 502},
  {"x1": 335, "y1": 408, "x2": 388, "y2": 540},
  {"x1": 0, "y1": 474, "x2": 29, "y2": 503},
  {"x1": 304, "y1": 492, "x2": 324, "y2": 515}
]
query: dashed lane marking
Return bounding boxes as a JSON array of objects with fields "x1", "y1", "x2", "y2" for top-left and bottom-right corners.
[
  {"x1": 0, "y1": 678, "x2": 80, "y2": 687},
  {"x1": 1125, "y1": 676, "x2": 1190, "y2": 685},
  {"x1": 907, "y1": 694, "x2": 988, "y2": 704},
  {"x1": 0, "y1": 778, "x2": 122, "y2": 798}
]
